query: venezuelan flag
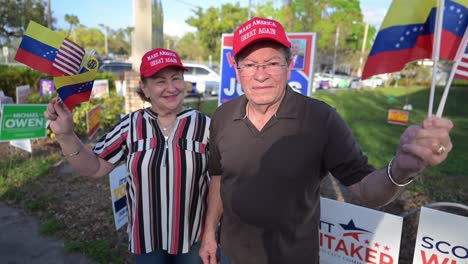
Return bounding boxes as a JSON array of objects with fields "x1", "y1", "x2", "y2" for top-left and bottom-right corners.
[
  {"x1": 54, "y1": 56, "x2": 99, "y2": 110},
  {"x1": 14, "y1": 21, "x2": 66, "y2": 77},
  {"x1": 362, "y1": 0, "x2": 468, "y2": 79}
]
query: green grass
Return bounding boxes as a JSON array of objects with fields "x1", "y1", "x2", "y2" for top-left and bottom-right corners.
[
  {"x1": 65, "y1": 240, "x2": 127, "y2": 264},
  {"x1": 39, "y1": 219, "x2": 66, "y2": 235},
  {"x1": 0, "y1": 154, "x2": 61, "y2": 201},
  {"x1": 185, "y1": 98, "x2": 219, "y2": 116}
]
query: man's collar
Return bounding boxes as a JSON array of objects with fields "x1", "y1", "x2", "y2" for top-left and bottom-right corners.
[{"x1": 232, "y1": 85, "x2": 299, "y2": 121}]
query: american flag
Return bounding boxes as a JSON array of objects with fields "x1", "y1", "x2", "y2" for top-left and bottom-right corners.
[
  {"x1": 454, "y1": 45, "x2": 468, "y2": 80},
  {"x1": 52, "y1": 38, "x2": 85, "y2": 76},
  {"x1": 435, "y1": 26, "x2": 468, "y2": 117}
]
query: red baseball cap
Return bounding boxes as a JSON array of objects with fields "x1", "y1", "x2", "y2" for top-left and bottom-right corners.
[
  {"x1": 139, "y1": 48, "x2": 187, "y2": 77},
  {"x1": 233, "y1": 17, "x2": 291, "y2": 57}
]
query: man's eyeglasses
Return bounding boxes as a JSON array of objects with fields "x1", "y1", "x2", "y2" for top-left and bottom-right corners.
[{"x1": 237, "y1": 62, "x2": 288, "y2": 77}]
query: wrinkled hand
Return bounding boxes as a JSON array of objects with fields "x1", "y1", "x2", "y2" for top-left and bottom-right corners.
[
  {"x1": 199, "y1": 234, "x2": 219, "y2": 264},
  {"x1": 395, "y1": 116, "x2": 453, "y2": 175},
  {"x1": 43, "y1": 97, "x2": 75, "y2": 138}
]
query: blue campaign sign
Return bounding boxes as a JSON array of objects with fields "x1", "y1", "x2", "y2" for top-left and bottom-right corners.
[{"x1": 218, "y1": 33, "x2": 317, "y2": 105}]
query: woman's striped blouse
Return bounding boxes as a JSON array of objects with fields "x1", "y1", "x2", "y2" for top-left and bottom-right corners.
[{"x1": 93, "y1": 107, "x2": 210, "y2": 255}]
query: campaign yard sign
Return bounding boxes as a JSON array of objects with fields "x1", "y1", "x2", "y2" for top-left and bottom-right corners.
[
  {"x1": 0, "y1": 90, "x2": 14, "y2": 108},
  {"x1": 16, "y1": 85, "x2": 30, "y2": 104},
  {"x1": 10, "y1": 139, "x2": 32, "y2": 153},
  {"x1": 320, "y1": 197, "x2": 403, "y2": 264},
  {"x1": 412, "y1": 207, "x2": 468, "y2": 264},
  {"x1": 218, "y1": 33, "x2": 317, "y2": 105},
  {"x1": 90, "y1": 79, "x2": 109, "y2": 98},
  {"x1": 109, "y1": 164, "x2": 128, "y2": 230},
  {"x1": 387, "y1": 109, "x2": 410, "y2": 125},
  {"x1": 86, "y1": 105, "x2": 101, "y2": 139},
  {"x1": 39, "y1": 79, "x2": 54, "y2": 96},
  {"x1": 0, "y1": 104, "x2": 47, "y2": 141}
]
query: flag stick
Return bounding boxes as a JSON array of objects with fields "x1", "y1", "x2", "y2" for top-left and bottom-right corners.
[
  {"x1": 428, "y1": 0, "x2": 445, "y2": 116},
  {"x1": 47, "y1": 50, "x2": 95, "y2": 128},
  {"x1": 436, "y1": 26, "x2": 468, "y2": 117},
  {"x1": 436, "y1": 62, "x2": 458, "y2": 117}
]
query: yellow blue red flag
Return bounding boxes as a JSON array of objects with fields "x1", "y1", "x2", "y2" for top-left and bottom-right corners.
[
  {"x1": 14, "y1": 21, "x2": 85, "y2": 76},
  {"x1": 54, "y1": 56, "x2": 99, "y2": 110},
  {"x1": 362, "y1": 0, "x2": 468, "y2": 79}
]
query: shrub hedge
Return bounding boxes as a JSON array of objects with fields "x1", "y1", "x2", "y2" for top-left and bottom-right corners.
[{"x1": 0, "y1": 65, "x2": 125, "y2": 138}]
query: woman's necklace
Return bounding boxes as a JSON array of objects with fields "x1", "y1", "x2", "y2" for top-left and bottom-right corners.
[{"x1": 157, "y1": 118, "x2": 176, "y2": 137}]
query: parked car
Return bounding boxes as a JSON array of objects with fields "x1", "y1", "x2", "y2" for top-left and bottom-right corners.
[
  {"x1": 183, "y1": 63, "x2": 220, "y2": 96},
  {"x1": 99, "y1": 61, "x2": 133, "y2": 79},
  {"x1": 314, "y1": 70, "x2": 360, "y2": 89},
  {"x1": 313, "y1": 73, "x2": 331, "y2": 90}
]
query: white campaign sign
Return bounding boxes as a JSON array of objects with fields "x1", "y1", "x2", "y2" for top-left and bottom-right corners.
[
  {"x1": 16, "y1": 85, "x2": 30, "y2": 104},
  {"x1": 10, "y1": 139, "x2": 32, "y2": 153},
  {"x1": 412, "y1": 207, "x2": 468, "y2": 264},
  {"x1": 91, "y1": 79, "x2": 109, "y2": 98},
  {"x1": 109, "y1": 164, "x2": 128, "y2": 230},
  {"x1": 320, "y1": 197, "x2": 403, "y2": 264}
]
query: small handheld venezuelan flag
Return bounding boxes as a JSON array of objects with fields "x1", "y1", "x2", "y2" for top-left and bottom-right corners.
[
  {"x1": 14, "y1": 21, "x2": 85, "y2": 76},
  {"x1": 15, "y1": 20, "x2": 99, "y2": 110},
  {"x1": 54, "y1": 55, "x2": 99, "y2": 111},
  {"x1": 361, "y1": 0, "x2": 468, "y2": 80}
]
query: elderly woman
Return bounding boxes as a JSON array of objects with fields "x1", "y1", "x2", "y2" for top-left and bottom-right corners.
[{"x1": 44, "y1": 48, "x2": 210, "y2": 264}]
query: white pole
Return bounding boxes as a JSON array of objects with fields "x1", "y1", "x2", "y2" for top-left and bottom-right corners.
[
  {"x1": 332, "y1": 26, "x2": 339, "y2": 87},
  {"x1": 428, "y1": 0, "x2": 445, "y2": 116},
  {"x1": 357, "y1": 22, "x2": 369, "y2": 77}
]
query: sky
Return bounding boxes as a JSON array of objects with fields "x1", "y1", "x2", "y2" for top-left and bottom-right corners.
[{"x1": 53, "y1": 0, "x2": 393, "y2": 36}]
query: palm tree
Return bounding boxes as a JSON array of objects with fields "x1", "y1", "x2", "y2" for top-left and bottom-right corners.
[{"x1": 64, "y1": 14, "x2": 79, "y2": 39}]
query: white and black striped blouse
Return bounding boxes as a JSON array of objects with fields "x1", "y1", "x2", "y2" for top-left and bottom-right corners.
[{"x1": 93, "y1": 107, "x2": 210, "y2": 255}]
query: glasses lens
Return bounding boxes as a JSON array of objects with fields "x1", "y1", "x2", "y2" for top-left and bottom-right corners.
[{"x1": 239, "y1": 62, "x2": 286, "y2": 76}]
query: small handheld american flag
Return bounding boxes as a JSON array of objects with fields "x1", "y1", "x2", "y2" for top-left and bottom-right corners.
[
  {"x1": 436, "y1": 26, "x2": 468, "y2": 117},
  {"x1": 454, "y1": 45, "x2": 468, "y2": 80},
  {"x1": 52, "y1": 38, "x2": 85, "y2": 76}
]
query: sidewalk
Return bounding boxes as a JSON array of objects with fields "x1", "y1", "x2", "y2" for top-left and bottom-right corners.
[{"x1": 0, "y1": 201, "x2": 95, "y2": 264}]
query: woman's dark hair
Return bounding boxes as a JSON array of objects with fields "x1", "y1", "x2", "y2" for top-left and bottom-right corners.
[{"x1": 137, "y1": 77, "x2": 150, "y2": 102}]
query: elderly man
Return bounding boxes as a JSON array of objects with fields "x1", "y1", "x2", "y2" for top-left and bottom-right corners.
[{"x1": 199, "y1": 17, "x2": 453, "y2": 264}]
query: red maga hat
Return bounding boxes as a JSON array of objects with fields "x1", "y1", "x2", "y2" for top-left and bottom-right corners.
[
  {"x1": 233, "y1": 17, "x2": 291, "y2": 57},
  {"x1": 139, "y1": 48, "x2": 187, "y2": 77}
]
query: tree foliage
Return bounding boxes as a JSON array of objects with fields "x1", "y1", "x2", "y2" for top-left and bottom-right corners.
[
  {"x1": 186, "y1": 3, "x2": 248, "y2": 61},
  {"x1": 273, "y1": 0, "x2": 376, "y2": 73},
  {"x1": 69, "y1": 26, "x2": 105, "y2": 56},
  {"x1": 0, "y1": 0, "x2": 51, "y2": 46},
  {"x1": 174, "y1": 32, "x2": 207, "y2": 62},
  {"x1": 61, "y1": 25, "x2": 133, "y2": 58},
  {"x1": 64, "y1": 14, "x2": 79, "y2": 37},
  {"x1": 110, "y1": 27, "x2": 132, "y2": 56}
]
